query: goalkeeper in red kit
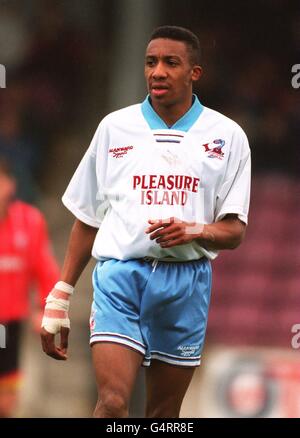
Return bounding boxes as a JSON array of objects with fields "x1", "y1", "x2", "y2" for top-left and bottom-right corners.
[{"x1": 0, "y1": 158, "x2": 60, "y2": 417}]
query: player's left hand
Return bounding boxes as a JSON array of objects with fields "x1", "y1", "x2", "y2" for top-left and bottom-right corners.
[{"x1": 145, "y1": 217, "x2": 204, "y2": 248}]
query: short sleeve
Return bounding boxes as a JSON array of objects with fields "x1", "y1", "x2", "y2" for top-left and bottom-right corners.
[
  {"x1": 62, "y1": 121, "x2": 108, "y2": 227},
  {"x1": 214, "y1": 128, "x2": 251, "y2": 225}
]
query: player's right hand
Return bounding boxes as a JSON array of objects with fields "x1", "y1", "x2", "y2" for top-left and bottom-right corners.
[
  {"x1": 40, "y1": 325, "x2": 69, "y2": 360},
  {"x1": 40, "y1": 282, "x2": 74, "y2": 360}
]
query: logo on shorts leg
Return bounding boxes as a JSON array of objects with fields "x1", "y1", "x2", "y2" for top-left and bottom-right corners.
[
  {"x1": 177, "y1": 345, "x2": 200, "y2": 357},
  {"x1": 89, "y1": 308, "x2": 96, "y2": 332}
]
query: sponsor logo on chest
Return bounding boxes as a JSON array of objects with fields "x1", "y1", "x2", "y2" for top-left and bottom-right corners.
[{"x1": 109, "y1": 145, "x2": 134, "y2": 158}]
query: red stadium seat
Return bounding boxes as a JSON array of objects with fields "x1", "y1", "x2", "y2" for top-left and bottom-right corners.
[{"x1": 208, "y1": 174, "x2": 300, "y2": 348}]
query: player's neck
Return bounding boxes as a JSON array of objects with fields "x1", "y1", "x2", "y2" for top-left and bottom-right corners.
[{"x1": 151, "y1": 94, "x2": 193, "y2": 128}]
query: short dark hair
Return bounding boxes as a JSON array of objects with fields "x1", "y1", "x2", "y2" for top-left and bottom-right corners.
[{"x1": 149, "y1": 25, "x2": 201, "y2": 65}]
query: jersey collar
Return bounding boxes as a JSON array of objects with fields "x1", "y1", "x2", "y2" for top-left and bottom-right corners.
[{"x1": 141, "y1": 94, "x2": 203, "y2": 132}]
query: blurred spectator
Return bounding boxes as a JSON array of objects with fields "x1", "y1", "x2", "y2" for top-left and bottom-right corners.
[
  {"x1": 0, "y1": 158, "x2": 59, "y2": 417},
  {"x1": 0, "y1": 1, "x2": 96, "y2": 201},
  {"x1": 189, "y1": 1, "x2": 299, "y2": 175},
  {"x1": 22, "y1": 0, "x2": 94, "y2": 130},
  {"x1": 0, "y1": 98, "x2": 40, "y2": 203},
  {"x1": 0, "y1": 5, "x2": 31, "y2": 70}
]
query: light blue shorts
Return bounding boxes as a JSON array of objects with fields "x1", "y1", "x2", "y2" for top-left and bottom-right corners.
[{"x1": 90, "y1": 258, "x2": 212, "y2": 367}]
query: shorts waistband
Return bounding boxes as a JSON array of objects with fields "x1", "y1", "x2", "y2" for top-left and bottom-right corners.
[
  {"x1": 142, "y1": 256, "x2": 206, "y2": 273},
  {"x1": 141, "y1": 256, "x2": 204, "y2": 263}
]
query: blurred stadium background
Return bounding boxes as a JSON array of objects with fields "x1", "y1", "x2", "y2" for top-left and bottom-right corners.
[{"x1": 0, "y1": 0, "x2": 299, "y2": 417}]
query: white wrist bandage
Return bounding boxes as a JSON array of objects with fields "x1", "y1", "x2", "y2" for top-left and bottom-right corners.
[{"x1": 41, "y1": 281, "x2": 74, "y2": 334}]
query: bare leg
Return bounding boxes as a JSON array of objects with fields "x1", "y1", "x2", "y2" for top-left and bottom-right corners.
[
  {"x1": 145, "y1": 360, "x2": 195, "y2": 418},
  {"x1": 91, "y1": 343, "x2": 143, "y2": 418}
]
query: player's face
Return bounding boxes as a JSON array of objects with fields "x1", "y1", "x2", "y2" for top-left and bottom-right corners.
[
  {"x1": 145, "y1": 38, "x2": 202, "y2": 107},
  {"x1": 0, "y1": 172, "x2": 16, "y2": 207}
]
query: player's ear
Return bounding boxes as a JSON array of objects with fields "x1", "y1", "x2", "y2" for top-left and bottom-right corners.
[{"x1": 191, "y1": 66, "x2": 202, "y2": 82}]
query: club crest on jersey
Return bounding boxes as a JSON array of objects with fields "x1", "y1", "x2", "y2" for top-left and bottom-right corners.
[
  {"x1": 202, "y1": 139, "x2": 225, "y2": 159},
  {"x1": 109, "y1": 145, "x2": 134, "y2": 158}
]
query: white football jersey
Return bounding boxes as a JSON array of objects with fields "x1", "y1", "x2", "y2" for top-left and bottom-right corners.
[{"x1": 62, "y1": 95, "x2": 251, "y2": 261}]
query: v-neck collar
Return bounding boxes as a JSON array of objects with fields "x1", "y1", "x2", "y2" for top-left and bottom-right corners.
[{"x1": 141, "y1": 94, "x2": 203, "y2": 132}]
